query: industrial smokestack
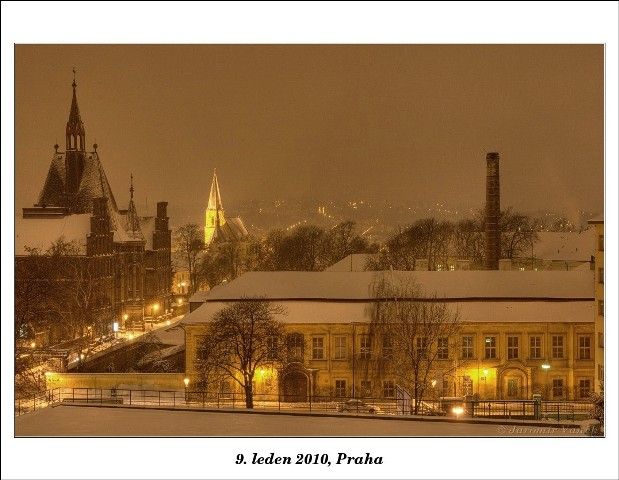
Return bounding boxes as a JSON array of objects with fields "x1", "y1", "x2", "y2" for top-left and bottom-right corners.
[{"x1": 485, "y1": 152, "x2": 501, "y2": 270}]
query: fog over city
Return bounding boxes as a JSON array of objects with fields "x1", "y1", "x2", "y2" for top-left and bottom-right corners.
[{"x1": 15, "y1": 45, "x2": 603, "y2": 227}]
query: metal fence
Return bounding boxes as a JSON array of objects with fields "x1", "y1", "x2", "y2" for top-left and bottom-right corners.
[
  {"x1": 14, "y1": 389, "x2": 59, "y2": 417},
  {"x1": 14, "y1": 387, "x2": 594, "y2": 422},
  {"x1": 472, "y1": 400, "x2": 592, "y2": 421}
]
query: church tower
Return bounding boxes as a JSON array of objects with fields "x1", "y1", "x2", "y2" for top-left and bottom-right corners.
[
  {"x1": 204, "y1": 170, "x2": 226, "y2": 245},
  {"x1": 64, "y1": 69, "x2": 87, "y2": 204}
]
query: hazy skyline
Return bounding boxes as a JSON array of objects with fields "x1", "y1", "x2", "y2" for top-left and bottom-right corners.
[{"x1": 15, "y1": 45, "x2": 603, "y2": 223}]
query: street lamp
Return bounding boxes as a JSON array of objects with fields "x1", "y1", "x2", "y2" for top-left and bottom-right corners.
[
  {"x1": 184, "y1": 377, "x2": 190, "y2": 403},
  {"x1": 452, "y1": 405, "x2": 464, "y2": 419},
  {"x1": 541, "y1": 364, "x2": 551, "y2": 399}
]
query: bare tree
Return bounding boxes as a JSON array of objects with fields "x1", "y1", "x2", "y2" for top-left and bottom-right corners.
[
  {"x1": 369, "y1": 273, "x2": 461, "y2": 414},
  {"x1": 367, "y1": 218, "x2": 454, "y2": 271},
  {"x1": 499, "y1": 208, "x2": 540, "y2": 260},
  {"x1": 195, "y1": 299, "x2": 287, "y2": 408},
  {"x1": 174, "y1": 223, "x2": 205, "y2": 294},
  {"x1": 453, "y1": 218, "x2": 484, "y2": 267}
]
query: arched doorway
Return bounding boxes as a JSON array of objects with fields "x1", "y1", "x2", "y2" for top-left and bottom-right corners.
[{"x1": 282, "y1": 370, "x2": 308, "y2": 402}]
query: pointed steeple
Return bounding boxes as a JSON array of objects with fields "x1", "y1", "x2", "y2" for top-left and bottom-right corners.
[
  {"x1": 204, "y1": 169, "x2": 226, "y2": 245},
  {"x1": 66, "y1": 68, "x2": 86, "y2": 151},
  {"x1": 207, "y1": 169, "x2": 224, "y2": 211},
  {"x1": 125, "y1": 173, "x2": 143, "y2": 239}
]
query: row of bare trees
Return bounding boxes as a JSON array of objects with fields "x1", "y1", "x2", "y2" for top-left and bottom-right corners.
[
  {"x1": 174, "y1": 221, "x2": 377, "y2": 294},
  {"x1": 368, "y1": 208, "x2": 540, "y2": 270},
  {"x1": 15, "y1": 238, "x2": 111, "y2": 396}
]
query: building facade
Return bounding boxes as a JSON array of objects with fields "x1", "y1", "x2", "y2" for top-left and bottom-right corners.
[
  {"x1": 183, "y1": 270, "x2": 595, "y2": 401},
  {"x1": 15, "y1": 77, "x2": 172, "y2": 346},
  {"x1": 588, "y1": 216, "x2": 604, "y2": 393}
]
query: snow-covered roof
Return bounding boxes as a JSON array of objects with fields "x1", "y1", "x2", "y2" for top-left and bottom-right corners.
[
  {"x1": 182, "y1": 299, "x2": 593, "y2": 326},
  {"x1": 188, "y1": 270, "x2": 594, "y2": 303},
  {"x1": 588, "y1": 214, "x2": 604, "y2": 224},
  {"x1": 529, "y1": 229, "x2": 595, "y2": 262},
  {"x1": 15, "y1": 214, "x2": 91, "y2": 255},
  {"x1": 325, "y1": 253, "x2": 378, "y2": 272}
]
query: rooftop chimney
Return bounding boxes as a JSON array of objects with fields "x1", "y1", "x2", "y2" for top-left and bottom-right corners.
[{"x1": 485, "y1": 152, "x2": 501, "y2": 270}]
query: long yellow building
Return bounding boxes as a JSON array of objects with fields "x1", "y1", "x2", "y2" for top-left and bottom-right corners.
[{"x1": 184, "y1": 270, "x2": 595, "y2": 401}]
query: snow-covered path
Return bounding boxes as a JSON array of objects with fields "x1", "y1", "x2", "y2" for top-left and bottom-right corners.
[{"x1": 15, "y1": 405, "x2": 584, "y2": 437}]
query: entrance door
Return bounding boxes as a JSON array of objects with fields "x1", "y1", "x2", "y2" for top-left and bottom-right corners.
[
  {"x1": 506, "y1": 377, "x2": 521, "y2": 398},
  {"x1": 282, "y1": 371, "x2": 308, "y2": 402}
]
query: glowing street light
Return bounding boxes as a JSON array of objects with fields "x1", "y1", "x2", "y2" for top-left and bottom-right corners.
[
  {"x1": 452, "y1": 406, "x2": 464, "y2": 418},
  {"x1": 183, "y1": 377, "x2": 190, "y2": 388},
  {"x1": 541, "y1": 364, "x2": 551, "y2": 370},
  {"x1": 123, "y1": 313, "x2": 129, "y2": 321},
  {"x1": 30, "y1": 342, "x2": 36, "y2": 349},
  {"x1": 431, "y1": 379, "x2": 437, "y2": 388}
]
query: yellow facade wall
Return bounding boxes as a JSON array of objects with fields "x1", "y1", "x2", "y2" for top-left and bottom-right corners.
[{"x1": 185, "y1": 320, "x2": 594, "y2": 401}]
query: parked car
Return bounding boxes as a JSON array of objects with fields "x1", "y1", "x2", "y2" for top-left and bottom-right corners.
[{"x1": 337, "y1": 399, "x2": 381, "y2": 414}]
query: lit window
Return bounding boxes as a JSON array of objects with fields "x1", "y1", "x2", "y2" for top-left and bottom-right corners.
[{"x1": 484, "y1": 336, "x2": 497, "y2": 359}]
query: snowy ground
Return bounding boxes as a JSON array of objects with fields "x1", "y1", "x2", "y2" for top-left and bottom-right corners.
[{"x1": 15, "y1": 405, "x2": 584, "y2": 437}]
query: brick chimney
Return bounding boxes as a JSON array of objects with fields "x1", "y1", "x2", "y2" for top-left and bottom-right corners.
[{"x1": 485, "y1": 152, "x2": 501, "y2": 270}]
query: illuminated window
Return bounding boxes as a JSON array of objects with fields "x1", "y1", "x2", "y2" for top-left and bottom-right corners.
[
  {"x1": 578, "y1": 379, "x2": 591, "y2": 399},
  {"x1": 552, "y1": 335, "x2": 564, "y2": 359},
  {"x1": 360, "y1": 335, "x2": 371, "y2": 359},
  {"x1": 529, "y1": 336, "x2": 542, "y2": 359},
  {"x1": 437, "y1": 337, "x2": 449, "y2": 359},
  {"x1": 335, "y1": 379, "x2": 347, "y2": 398},
  {"x1": 461, "y1": 336, "x2": 474, "y2": 359},
  {"x1": 484, "y1": 336, "x2": 497, "y2": 359},
  {"x1": 449, "y1": 265, "x2": 455, "y2": 271},
  {"x1": 334, "y1": 336, "x2": 347, "y2": 360},
  {"x1": 507, "y1": 336, "x2": 519, "y2": 359},
  {"x1": 578, "y1": 336, "x2": 591, "y2": 360},
  {"x1": 383, "y1": 380, "x2": 395, "y2": 398},
  {"x1": 312, "y1": 337, "x2": 325, "y2": 360}
]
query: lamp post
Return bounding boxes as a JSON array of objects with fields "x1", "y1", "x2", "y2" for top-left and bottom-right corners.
[
  {"x1": 184, "y1": 377, "x2": 190, "y2": 404},
  {"x1": 482, "y1": 369, "x2": 489, "y2": 399},
  {"x1": 541, "y1": 364, "x2": 551, "y2": 399}
]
